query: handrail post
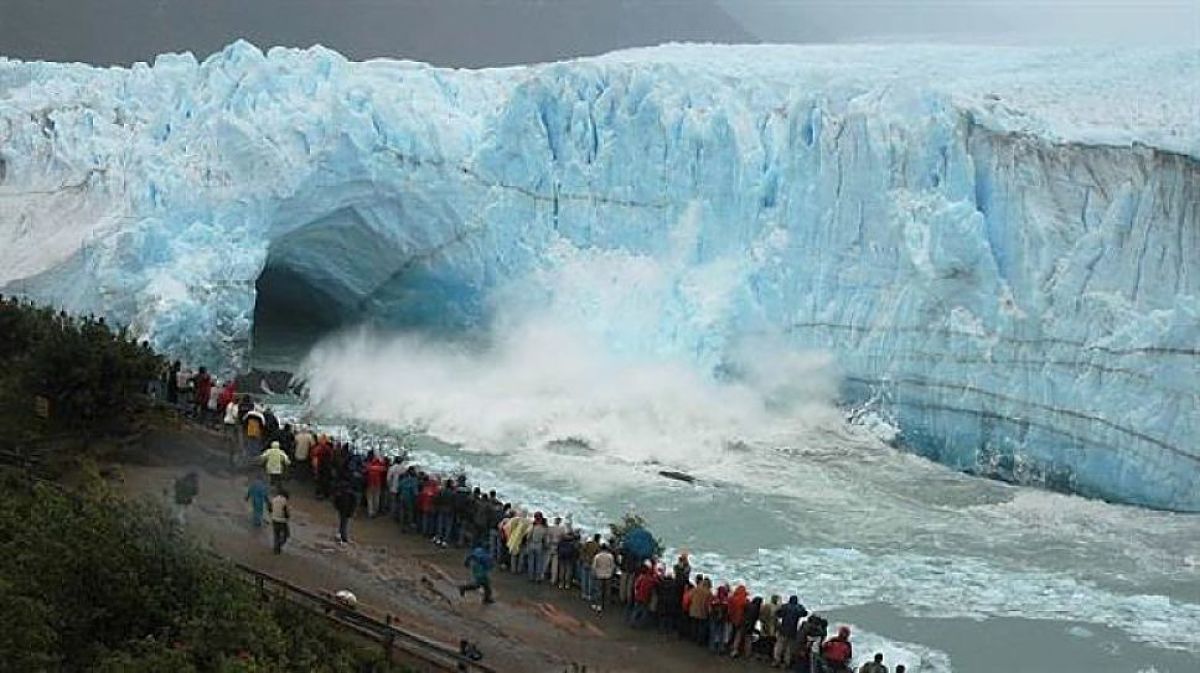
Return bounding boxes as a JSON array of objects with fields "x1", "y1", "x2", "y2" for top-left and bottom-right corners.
[{"x1": 384, "y1": 613, "x2": 395, "y2": 663}]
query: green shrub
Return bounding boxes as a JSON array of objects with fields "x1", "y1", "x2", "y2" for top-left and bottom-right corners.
[
  {"x1": 0, "y1": 297, "x2": 163, "y2": 441},
  {"x1": 0, "y1": 471, "x2": 402, "y2": 671}
]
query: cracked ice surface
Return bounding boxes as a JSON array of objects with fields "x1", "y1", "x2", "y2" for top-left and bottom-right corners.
[{"x1": 0, "y1": 42, "x2": 1196, "y2": 510}]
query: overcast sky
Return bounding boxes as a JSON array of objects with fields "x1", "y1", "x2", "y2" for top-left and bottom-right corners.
[{"x1": 1, "y1": 0, "x2": 1197, "y2": 67}]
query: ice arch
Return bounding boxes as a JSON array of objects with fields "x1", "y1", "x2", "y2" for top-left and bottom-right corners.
[{"x1": 1, "y1": 43, "x2": 1196, "y2": 511}]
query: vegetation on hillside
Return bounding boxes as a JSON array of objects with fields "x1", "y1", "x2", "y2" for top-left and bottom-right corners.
[
  {"x1": 0, "y1": 299, "x2": 409, "y2": 671},
  {"x1": 0, "y1": 295, "x2": 163, "y2": 443},
  {"x1": 0, "y1": 470, "x2": 404, "y2": 672}
]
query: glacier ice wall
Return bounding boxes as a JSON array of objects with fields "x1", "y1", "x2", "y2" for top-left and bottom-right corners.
[{"x1": 1, "y1": 43, "x2": 1197, "y2": 510}]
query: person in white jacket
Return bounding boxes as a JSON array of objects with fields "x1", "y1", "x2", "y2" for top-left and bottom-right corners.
[
  {"x1": 222, "y1": 399, "x2": 240, "y2": 467},
  {"x1": 590, "y1": 543, "x2": 616, "y2": 612}
]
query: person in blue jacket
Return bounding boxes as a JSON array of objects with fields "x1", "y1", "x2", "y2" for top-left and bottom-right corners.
[
  {"x1": 245, "y1": 474, "x2": 270, "y2": 527},
  {"x1": 458, "y1": 546, "x2": 495, "y2": 604}
]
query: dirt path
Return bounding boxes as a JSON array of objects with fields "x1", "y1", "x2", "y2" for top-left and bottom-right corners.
[{"x1": 111, "y1": 425, "x2": 744, "y2": 673}]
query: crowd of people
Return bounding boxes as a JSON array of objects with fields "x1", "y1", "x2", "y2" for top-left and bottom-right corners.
[{"x1": 163, "y1": 368, "x2": 910, "y2": 673}]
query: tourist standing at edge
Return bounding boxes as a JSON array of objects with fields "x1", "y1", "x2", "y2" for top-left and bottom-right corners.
[
  {"x1": 772, "y1": 595, "x2": 807, "y2": 668},
  {"x1": 546, "y1": 516, "x2": 566, "y2": 585},
  {"x1": 688, "y1": 577, "x2": 713, "y2": 644},
  {"x1": 579, "y1": 533, "x2": 601, "y2": 602},
  {"x1": 364, "y1": 451, "x2": 388, "y2": 518},
  {"x1": 386, "y1": 456, "x2": 404, "y2": 517},
  {"x1": 821, "y1": 625, "x2": 854, "y2": 673},
  {"x1": 526, "y1": 512, "x2": 549, "y2": 583},
  {"x1": 761, "y1": 594, "x2": 781, "y2": 656},
  {"x1": 859, "y1": 653, "x2": 888, "y2": 673},
  {"x1": 590, "y1": 542, "x2": 616, "y2": 612}
]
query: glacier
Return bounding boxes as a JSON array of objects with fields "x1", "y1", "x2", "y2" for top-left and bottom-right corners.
[{"x1": 0, "y1": 42, "x2": 1197, "y2": 511}]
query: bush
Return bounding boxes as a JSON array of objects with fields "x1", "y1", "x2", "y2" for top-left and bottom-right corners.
[
  {"x1": 0, "y1": 296, "x2": 163, "y2": 440},
  {"x1": 0, "y1": 470, "x2": 403, "y2": 671}
]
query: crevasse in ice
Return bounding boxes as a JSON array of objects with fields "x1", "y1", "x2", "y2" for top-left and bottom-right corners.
[{"x1": 1, "y1": 42, "x2": 1196, "y2": 510}]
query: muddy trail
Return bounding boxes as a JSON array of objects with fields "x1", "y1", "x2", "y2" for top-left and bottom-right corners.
[{"x1": 108, "y1": 423, "x2": 744, "y2": 673}]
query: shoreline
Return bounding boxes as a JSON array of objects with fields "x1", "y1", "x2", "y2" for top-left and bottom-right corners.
[{"x1": 109, "y1": 419, "x2": 1200, "y2": 673}]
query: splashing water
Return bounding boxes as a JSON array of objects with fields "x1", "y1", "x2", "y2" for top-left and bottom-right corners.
[{"x1": 292, "y1": 232, "x2": 1200, "y2": 673}]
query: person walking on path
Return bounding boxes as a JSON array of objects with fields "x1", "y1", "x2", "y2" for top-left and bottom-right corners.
[
  {"x1": 269, "y1": 488, "x2": 290, "y2": 554},
  {"x1": 222, "y1": 395, "x2": 240, "y2": 467},
  {"x1": 259, "y1": 440, "x2": 291, "y2": 486},
  {"x1": 333, "y1": 482, "x2": 357, "y2": 545},
  {"x1": 590, "y1": 543, "x2": 616, "y2": 612},
  {"x1": 245, "y1": 474, "x2": 270, "y2": 527},
  {"x1": 458, "y1": 546, "x2": 495, "y2": 604},
  {"x1": 172, "y1": 471, "x2": 199, "y2": 525}
]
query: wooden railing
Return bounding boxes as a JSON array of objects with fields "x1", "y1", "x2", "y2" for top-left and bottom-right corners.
[
  {"x1": 0, "y1": 459, "x2": 496, "y2": 673},
  {"x1": 229, "y1": 560, "x2": 498, "y2": 673}
]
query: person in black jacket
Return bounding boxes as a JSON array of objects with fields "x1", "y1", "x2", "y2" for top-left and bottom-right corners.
[
  {"x1": 433, "y1": 479, "x2": 455, "y2": 547},
  {"x1": 333, "y1": 482, "x2": 357, "y2": 544},
  {"x1": 555, "y1": 532, "x2": 580, "y2": 589},
  {"x1": 451, "y1": 477, "x2": 473, "y2": 546},
  {"x1": 773, "y1": 595, "x2": 808, "y2": 667},
  {"x1": 655, "y1": 572, "x2": 681, "y2": 634}
]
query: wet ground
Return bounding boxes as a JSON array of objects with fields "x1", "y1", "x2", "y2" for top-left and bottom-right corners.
[{"x1": 113, "y1": 424, "x2": 756, "y2": 673}]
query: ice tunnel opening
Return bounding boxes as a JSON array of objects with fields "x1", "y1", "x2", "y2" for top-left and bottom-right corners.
[
  {"x1": 251, "y1": 262, "x2": 348, "y2": 371},
  {"x1": 248, "y1": 201, "x2": 490, "y2": 371}
]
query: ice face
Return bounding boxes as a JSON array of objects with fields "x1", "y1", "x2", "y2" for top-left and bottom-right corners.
[{"x1": 0, "y1": 42, "x2": 1196, "y2": 511}]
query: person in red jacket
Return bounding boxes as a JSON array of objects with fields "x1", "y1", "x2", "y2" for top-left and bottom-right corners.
[
  {"x1": 628, "y1": 562, "x2": 659, "y2": 628},
  {"x1": 726, "y1": 584, "x2": 749, "y2": 652},
  {"x1": 216, "y1": 379, "x2": 236, "y2": 412},
  {"x1": 364, "y1": 451, "x2": 389, "y2": 517},
  {"x1": 821, "y1": 625, "x2": 854, "y2": 673},
  {"x1": 191, "y1": 367, "x2": 213, "y2": 420},
  {"x1": 311, "y1": 435, "x2": 332, "y2": 498},
  {"x1": 417, "y1": 476, "x2": 439, "y2": 536}
]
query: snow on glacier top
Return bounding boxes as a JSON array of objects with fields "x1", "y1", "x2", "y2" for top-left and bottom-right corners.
[
  {"x1": 589, "y1": 44, "x2": 1200, "y2": 157},
  {"x1": 2, "y1": 41, "x2": 1197, "y2": 156}
]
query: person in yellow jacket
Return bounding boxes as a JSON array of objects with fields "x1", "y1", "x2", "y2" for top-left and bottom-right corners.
[
  {"x1": 260, "y1": 440, "x2": 290, "y2": 486},
  {"x1": 504, "y1": 511, "x2": 531, "y2": 574},
  {"x1": 244, "y1": 408, "x2": 266, "y2": 456}
]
